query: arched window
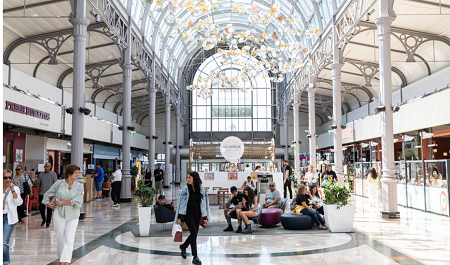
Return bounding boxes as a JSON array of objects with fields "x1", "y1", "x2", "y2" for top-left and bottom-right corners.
[{"x1": 191, "y1": 53, "x2": 272, "y2": 132}]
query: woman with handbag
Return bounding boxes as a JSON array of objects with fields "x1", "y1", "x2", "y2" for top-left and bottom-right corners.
[
  {"x1": 175, "y1": 171, "x2": 210, "y2": 265},
  {"x1": 12, "y1": 165, "x2": 33, "y2": 224},
  {"x1": 3, "y1": 169, "x2": 23, "y2": 264},
  {"x1": 42, "y1": 164, "x2": 84, "y2": 265},
  {"x1": 293, "y1": 185, "x2": 327, "y2": 230}
]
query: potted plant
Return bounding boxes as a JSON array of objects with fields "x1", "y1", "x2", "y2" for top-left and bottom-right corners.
[
  {"x1": 134, "y1": 179, "x2": 156, "y2": 236},
  {"x1": 322, "y1": 182, "x2": 355, "y2": 232}
]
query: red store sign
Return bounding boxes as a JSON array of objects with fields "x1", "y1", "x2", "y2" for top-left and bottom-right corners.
[{"x1": 5, "y1": 101, "x2": 50, "y2": 121}]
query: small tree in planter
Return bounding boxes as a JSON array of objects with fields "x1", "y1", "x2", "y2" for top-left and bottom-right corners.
[
  {"x1": 134, "y1": 180, "x2": 156, "y2": 236},
  {"x1": 322, "y1": 182, "x2": 355, "y2": 232}
]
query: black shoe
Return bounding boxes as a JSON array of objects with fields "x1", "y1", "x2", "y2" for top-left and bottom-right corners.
[
  {"x1": 180, "y1": 245, "x2": 187, "y2": 259},
  {"x1": 192, "y1": 257, "x2": 202, "y2": 265},
  {"x1": 223, "y1": 225, "x2": 234, "y2": 232},
  {"x1": 235, "y1": 226, "x2": 242, "y2": 233},
  {"x1": 241, "y1": 224, "x2": 252, "y2": 234}
]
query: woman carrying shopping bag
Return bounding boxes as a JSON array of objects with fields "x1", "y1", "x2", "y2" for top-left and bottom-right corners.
[
  {"x1": 175, "y1": 171, "x2": 210, "y2": 265},
  {"x1": 42, "y1": 164, "x2": 84, "y2": 265}
]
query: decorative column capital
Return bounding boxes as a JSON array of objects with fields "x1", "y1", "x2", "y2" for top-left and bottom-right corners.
[
  {"x1": 69, "y1": 18, "x2": 90, "y2": 27},
  {"x1": 330, "y1": 63, "x2": 344, "y2": 70},
  {"x1": 122, "y1": 64, "x2": 134, "y2": 70},
  {"x1": 374, "y1": 16, "x2": 395, "y2": 26},
  {"x1": 307, "y1": 87, "x2": 317, "y2": 93},
  {"x1": 293, "y1": 102, "x2": 301, "y2": 109},
  {"x1": 165, "y1": 103, "x2": 172, "y2": 108}
]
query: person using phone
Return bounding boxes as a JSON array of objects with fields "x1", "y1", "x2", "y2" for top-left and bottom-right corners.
[{"x1": 3, "y1": 169, "x2": 23, "y2": 265}]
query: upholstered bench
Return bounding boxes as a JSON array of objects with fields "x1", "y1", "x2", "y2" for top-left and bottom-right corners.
[
  {"x1": 280, "y1": 213, "x2": 314, "y2": 230},
  {"x1": 260, "y1": 208, "x2": 283, "y2": 227}
]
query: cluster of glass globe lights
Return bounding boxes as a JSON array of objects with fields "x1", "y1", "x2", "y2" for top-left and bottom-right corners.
[{"x1": 152, "y1": 0, "x2": 320, "y2": 99}]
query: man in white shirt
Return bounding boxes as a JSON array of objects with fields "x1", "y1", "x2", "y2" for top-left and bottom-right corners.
[
  {"x1": 111, "y1": 165, "x2": 122, "y2": 207},
  {"x1": 244, "y1": 165, "x2": 253, "y2": 172}
]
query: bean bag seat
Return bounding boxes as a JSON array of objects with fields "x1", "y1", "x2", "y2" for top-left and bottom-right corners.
[
  {"x1": 260, "y1": 208, "x2": 283, "y2": 227},
  {"x1": 280, "y1": 213, "x2": 314, "y2": 230}
]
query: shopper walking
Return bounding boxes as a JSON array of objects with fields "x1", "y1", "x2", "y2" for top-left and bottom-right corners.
[
  {"x1": 12, "y1": 165, "x2": 33, "y2": 224},
  {"x1": 111, "y1": 165, "x2": 122, "y2": 207},
  {"x1": 43, "y1": 164, "x2": 84, "y2": 265},
  {"x1": 176, "y1": 171, "x2": 210, "y2": 265},
  {"x1": 368, "y1": 167, "x2": 378, "y2": 207},
  {"x1": 3, "y1": 169, "x2": 23, "y2": 265},
  {"x1": 154, "y1": 164, "x2": 164, "y2": 195},
  {"x1": 37, "y1": 163, "x2": 58, "y2": 228},
  {"x1": 283, "y1": 160, "x2": 293, "y2": 199},
  {"x1": 144, "y1": 168, "x2": 152, "y2": 187},
  {"x1": 92, "y1": 164, "x2": 104, "y2": 200}
]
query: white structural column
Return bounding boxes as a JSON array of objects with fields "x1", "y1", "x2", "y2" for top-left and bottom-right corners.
[
  {"x1": 375, "y1": 0, "x2": 398, "y2": 218},
  {"x1": 283, "y1": 105, "x2": 289, "y2": 161},
  {"x1": 307, "y1": 73, "x2": 317, "y2": 169},
  {"x1": 175, "y1": 102, "x2": 181, "y2": 183},
  {"x1": 292, "y1": 99, "x2": 301, "y2": 178},
  {"x1": 148, "y1": 58, "x2": 157, "y2": 181},
  {"x1": 69, "y1": 1, "x2": 89, "y2": 219},
  {"x1": 164, "y1": 100, "x2": 172, "y2": 187},
  {"x1": 331, "y1": 26, "x2": 345, "y2": 185},
  {"x1": 120, "y1": 22, "x2": 133, "y2": 201}
]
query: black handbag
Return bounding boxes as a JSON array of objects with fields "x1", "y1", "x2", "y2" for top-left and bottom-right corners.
[{"x1": 22, "y1": 175, "x2": 31, "y2": 195}]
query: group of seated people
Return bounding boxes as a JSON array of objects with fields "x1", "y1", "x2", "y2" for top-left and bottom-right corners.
[
  {"x1": 222, "y1": 181, "x2": 282, "y2": 234},
  {"x1": 222, "y1": 180, "x2": 327, "y2": 231}
]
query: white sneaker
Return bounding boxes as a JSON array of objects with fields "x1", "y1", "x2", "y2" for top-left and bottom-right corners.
[{"x1": 112, "y1": 204, "x2": 118, "y2": 207}]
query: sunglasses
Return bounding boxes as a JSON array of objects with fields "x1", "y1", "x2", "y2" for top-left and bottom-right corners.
[
  {"x1": 269, "y1": 185, "x2": 274, "y2": 187},
  {"x1": 4, "y1": 177, "x2": 12, "y2": 180},
  {"x1": 15, "y1": 169, "x2": 21, "y2": 171}
]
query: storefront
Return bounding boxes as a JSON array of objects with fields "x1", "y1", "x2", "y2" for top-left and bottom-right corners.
[
  {"x1": 93, "y1": 144, "x2": 120, "y2": 172},
  {"x1": 3, "y1": 131, "x2": 26, "y2": 171}
]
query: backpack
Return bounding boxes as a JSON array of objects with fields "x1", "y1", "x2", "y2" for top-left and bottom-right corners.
[{"x1": 290, "y1": 198, "x2": 297, "y2": 211}]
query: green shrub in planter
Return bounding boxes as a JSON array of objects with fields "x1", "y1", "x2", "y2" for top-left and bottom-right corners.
[
  {"x1": 323, "y1": 182, "x2": 352, "y2": 209},
  {"x1": 130, "y1": 165, "x2": 139, "y2": 177},
  {"x1": 134, "y1": 180, "x2": 156, "y2": 207}
]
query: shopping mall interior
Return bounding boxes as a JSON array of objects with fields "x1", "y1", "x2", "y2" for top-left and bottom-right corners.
[{"x1": 2, "y1": 0, "x2": 450, "y2": 264}]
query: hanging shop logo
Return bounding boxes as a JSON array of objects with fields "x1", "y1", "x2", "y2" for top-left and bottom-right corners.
[
  {"x1": 5, "y1": 101, "x2": 50, "y2": 120},
  {"x1": 440, "y1": 191, "x2": 448, "y2": 212},
  {"x1": 220, "y1": 136, "x2": 245, "y2": 162}
]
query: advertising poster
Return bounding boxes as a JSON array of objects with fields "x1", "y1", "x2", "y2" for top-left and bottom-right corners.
[
  {"x1": 251, "y1": 172, "x2": 258, "y2": 180},
  {"x1": 204, "y1": 173, "x2": 214, "y2": 180},
  {"x1": 228, "y1": 173, "x2": 237, "y2": 180}
]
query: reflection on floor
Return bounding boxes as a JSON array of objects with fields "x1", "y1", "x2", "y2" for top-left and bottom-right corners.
[{"x1": 8, "y1": 185, "x2": 450, "y2": 265}]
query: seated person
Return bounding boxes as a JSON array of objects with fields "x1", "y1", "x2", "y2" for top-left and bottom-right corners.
[
  {"x1": 309, "y1": 185, "x2": 324, "y2": 215},
  {"x1": 156, "y1": 194, "x2": 176, "y2": 212},
  {"x1": 263, "y1": 182, "x2": 281, "y2": 208},
  {"x1": 241, "y1": 176, "x2": 255, "y2": 189},
  {"x1": 223, "y1": 186, "x2": 244, "y2": 232},
  {"x1": 235, "y1": 187, "x2": 259, "y2": 234},
  {"x1": 295, "y1": 185, "x2": 327, "y2": 230},
  {"x1": 254, "y1": 166, "x2": 261, "y2": 173},
  {"x1": 102, "y1": 174, "x2": 112, "y2": 190}
]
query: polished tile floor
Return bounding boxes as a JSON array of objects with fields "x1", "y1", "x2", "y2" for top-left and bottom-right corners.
[{"x1": 7, "y1": 185, "x2": 450, "y2": 265}]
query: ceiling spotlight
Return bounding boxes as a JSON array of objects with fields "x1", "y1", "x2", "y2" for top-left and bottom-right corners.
[
  {"x1": 89, "y1": 9, "x2": 97, "y2": 17},
  {"x1": 65, "y1": 107, "x2": 73, "y2": 114},
  {"x1": 95, "y1": 15, "x2": 100, "y2": 23},
  {"x1": 79, "y1": 107, "x2": 91, "y2": 115},
  {"x1": 367, "y1": 8, "x2": 375, "y2": 15},
  {"x1": 330, "y1": 125, "x2": 338, "y2": 130},
  {"x1": 152, "y1": 135, "x2": 159, "y2": 139},
  {"x1": 341, "y1": 125, "x2": 346, "y2": 129},
  {"x1": 131, "y1": 55, "x2": 137, "y2": 62},
  {"x1": 392, "y1": 105, "x2": 400, "y2": 112},
  {"x1": 327, "y1": 116, "x2": 332, "y2": 120},
  {"x1": 306, "y1": 134, "x2": 311, "y2": 138},
  {"x1": 365, "y1": 13, "x2": 369, "y2": 21},
  {"x1": 374, "y1": 106, "x2": 386, "y2": 114},
  {"x1": 127, "y1": 126, "x2": 136, "y2": 131},
  {"x1": 344, "y1": 36, "x2": 348, "y2": 44},
  {"x1": 315, "y1": 135, "x2": 319, "y2": 138},
  {"x1": 146, "y1": 136, "x2": 150, "y2": 139},
  {"x1": 116, "y1": 38, "x2": 121, "y2": 45},
  {"x1": 118, "y1": 126, "x2": 123, "y2": 131}
]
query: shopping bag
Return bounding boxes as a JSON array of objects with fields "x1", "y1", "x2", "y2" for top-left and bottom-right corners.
[{"x1": 172, "y1": 224, "x2": 183, "y2": 242}]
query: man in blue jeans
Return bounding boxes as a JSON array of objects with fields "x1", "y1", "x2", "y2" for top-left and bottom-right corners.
[{"x1": 93, "y1": 164, "x2": 104, "y2": 200}]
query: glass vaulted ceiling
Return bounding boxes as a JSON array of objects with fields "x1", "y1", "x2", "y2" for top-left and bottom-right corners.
[{"x1": 120, "y1": 0, "x2": 339, "y2": 80}]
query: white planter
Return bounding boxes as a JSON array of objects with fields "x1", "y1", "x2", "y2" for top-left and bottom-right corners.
[
  {"x1": 323, "y1": 204, "x2": 355, "y2": 233},
  {"x1": 138, "y1": 206, "x2": 152, "y2": 236}
]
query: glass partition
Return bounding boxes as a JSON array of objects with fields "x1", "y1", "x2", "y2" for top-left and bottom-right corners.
[{"x1": 424, "y1": 160, "x2": 448, "y2": 215}]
